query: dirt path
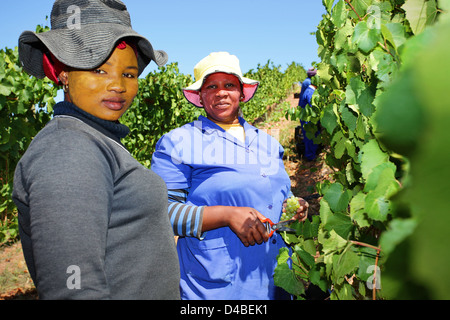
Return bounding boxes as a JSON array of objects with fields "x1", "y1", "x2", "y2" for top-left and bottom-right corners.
[
  {"x1": 0, "y1": 242, "x2": 37, "y2": 300},
  {"x1": 0, "y1": 90, "x2": 333, "y2": 300},
  {"x1": 257, "y1": 91, "x2": 333, "y2": 216}
]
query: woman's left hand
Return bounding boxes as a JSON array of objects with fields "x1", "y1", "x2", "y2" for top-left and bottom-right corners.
[{"x1": 282, "y1": 197, "x2": 309, "y2": 222}]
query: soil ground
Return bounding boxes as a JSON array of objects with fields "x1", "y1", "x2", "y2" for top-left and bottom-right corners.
[{"x1": 0, "y1": 89, "x2": 333, "y2": 300}]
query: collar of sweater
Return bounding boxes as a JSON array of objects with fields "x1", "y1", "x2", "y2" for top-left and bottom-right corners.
[{"x1": 53, "y1": 101, "x2": 130, "y2": 141}]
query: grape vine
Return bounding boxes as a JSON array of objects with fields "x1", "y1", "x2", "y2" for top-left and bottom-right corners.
[
  {"x1": 276, "y1": 0, "x2": 449, "y2": 300},
  {"x1": 0, "y1": 25, "x2": 57, "y2": 244}
]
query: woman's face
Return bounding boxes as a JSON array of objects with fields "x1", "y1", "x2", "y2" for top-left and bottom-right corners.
[
  {"x1": 61, "y1": 44, "x2": 139, "y2": 121},
  {"x1": 200, "y1": 72, "x2": 243, "y2": 124}
]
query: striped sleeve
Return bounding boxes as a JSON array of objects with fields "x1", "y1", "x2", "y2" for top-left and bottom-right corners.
[{"x1": 167, "y1": 189, "x2": 204, "y2": 239}]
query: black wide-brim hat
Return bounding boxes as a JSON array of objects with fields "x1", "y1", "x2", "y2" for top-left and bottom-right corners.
[{"x1": 19, "y1": 0, "x2": 168, "y2": 78}]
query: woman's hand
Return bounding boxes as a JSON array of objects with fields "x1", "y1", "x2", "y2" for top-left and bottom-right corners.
[
  {"x1": 282, "y1": 197, "x2": 309, "y2": 222},
  {"x1": 226, "y1": 207, "x2": 270, "y2": 247},
  {"x1": 202, "y1": 206, "x2": 270, "y2": 247}
]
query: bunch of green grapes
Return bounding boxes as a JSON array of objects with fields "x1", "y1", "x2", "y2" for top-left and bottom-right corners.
[{"x1": 280, "y1": 196, "x2": 300, "y2": 221}]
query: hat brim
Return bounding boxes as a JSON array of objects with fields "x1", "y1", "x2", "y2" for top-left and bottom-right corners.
[
  {"x1": 183, "y1": 71, "x2": 259, "y2": 108},
  {"x1": 19, "y1": 24, "x2": 168, "y2": 78}
]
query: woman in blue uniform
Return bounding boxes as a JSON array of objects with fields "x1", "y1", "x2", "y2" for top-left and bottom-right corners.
[{"x1": 151, "y1": 52, "x2": 308, "y2": 300}]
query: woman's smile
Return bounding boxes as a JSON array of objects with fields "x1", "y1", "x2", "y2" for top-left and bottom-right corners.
[{"x1": 213, "y1": 101, "x2": 231, "y2": 109}]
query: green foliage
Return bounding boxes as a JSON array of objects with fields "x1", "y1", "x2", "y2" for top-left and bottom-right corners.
[
  {"x1": 276, "y1": 0, "x2": 448, "y2": 299},
  {"x1": 121, "y1": 63, "x2": 201, "y2": 167},
  {"x1": 375, "y1": 11, "x2": 450, "y2": 299},
  {"x1": 0, "y1": 44, "x2": 58, "y2": 245},
  {"x1": 244, "y1": 61, "x2": 306, "y2": 121}
]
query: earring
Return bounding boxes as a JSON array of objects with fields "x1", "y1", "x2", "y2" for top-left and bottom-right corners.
[{"x1": 63, "y1": 83, "x2": 69, "y2": 93}]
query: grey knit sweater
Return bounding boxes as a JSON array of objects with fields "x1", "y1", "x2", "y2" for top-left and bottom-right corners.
[{"x1": 12, "y1": 102, "x2": 180, "y2": 300}]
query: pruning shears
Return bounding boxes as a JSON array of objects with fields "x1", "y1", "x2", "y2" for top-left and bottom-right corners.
[{"x1": 260, "y1": 218, "x2": 296, "y2": 237}]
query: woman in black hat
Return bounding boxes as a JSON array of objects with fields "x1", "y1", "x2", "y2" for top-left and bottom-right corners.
[{"x1": 12, "y1": 0, "x2": 180, "y2": 300}]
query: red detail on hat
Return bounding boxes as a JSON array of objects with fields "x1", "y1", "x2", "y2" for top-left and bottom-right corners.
[
  {"x1": 117, "y1": 40, "x2": 138, "y2": 57},
  {"x1": 42, "y1": 52, "x2": 66, "y2": 85}
]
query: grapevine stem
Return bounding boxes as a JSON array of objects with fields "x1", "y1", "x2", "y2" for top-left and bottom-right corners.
[
  {"x1": 292, "y1": 255, "x2": 309, "y2": 275},
  {"x1": 345, "y1": 0, "x2": 362, "y2": 21},
  {"x1": 373, "y1": 246, "x2": 381, "y2": 300},
  {"x1": 349, "y1": 240, "x2": 381, "y2": 252},
  {"x1": 350, "y1": 240, "x2": 381, "y2": 300},
  {"x1": 377, "y1": 41, "x2": 396, "y2": 59}
]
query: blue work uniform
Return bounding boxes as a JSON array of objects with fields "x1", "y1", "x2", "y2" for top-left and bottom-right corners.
[
  {"x1": 299, "y1": 77, "x2": 311, "y2": 102},
  {"x1": 298, "y1": 83, "x2": 319, "y2": 161},
  {"x1": 151, "y1": 115, "x2": 291, "y2": 300}
]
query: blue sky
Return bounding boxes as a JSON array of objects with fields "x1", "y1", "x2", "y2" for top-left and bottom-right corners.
[{"x1": 1, "y1": 0, "x2": 326, "y2": 77}]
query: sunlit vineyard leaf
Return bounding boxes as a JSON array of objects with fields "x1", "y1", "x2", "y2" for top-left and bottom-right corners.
[
  {"x1": 359, "y1": 139, "x2": 389, "y2": 180},
  {"x1": 319, "y1": 230, "x2": 348, "y2": 256},
  {"x1": 382, "y1": 22, "x2": 407, "y2": 50},
  {"x1": 324, "y1": 212, "x2": 353, "y2": 239},
  {"x1": 373, "y1": 69, "x2": 425, "y2": 156},
  {"x1": 331, "y1": 0, "x2": 347, "y2": 28},
  {"x1": 332, "y1": 248, "x2": 359, "y2": 284},
  {"x1": 350, "y1": 192, "x2": 370, "y2": 227},
  {"x1": 379, "y1": 218, "x2": 417, "y2": 257},
  {"x1": 323, "y1": 183, "x2": 351, "y2": 213},
  {"x1": 345, "y1": 77, "x2": 375, "y2": 117},
  {"x1": 402, "y1": 0, "x2": 438, "y2": 34},
  {"x1": 321, "y1": 103, "x2": 338, "y2": 134},
  {"x1": 364, "y1": 162, "x2": 399, "y2": 198},
  {"x1": 365, "y1": 192, "x2": 390, "y2": 222},
  {"x1": 352, "y1": 21, "x2": 382, "y2": 53},
  {"x1": 274, "y1": 247, "x2": 305, "y2": 297}
]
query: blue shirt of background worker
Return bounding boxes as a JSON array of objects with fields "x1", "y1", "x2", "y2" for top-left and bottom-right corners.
[{"x1": 298, "y1": 68, "x2": 320, "y2": 161}]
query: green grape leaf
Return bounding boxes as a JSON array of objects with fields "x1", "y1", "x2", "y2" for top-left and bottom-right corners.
[
  {"x1": 381, "y1": 23, "x2": 407, "y2": 51},
  {"x1": 322, "y1": 103, "x2": 339, "y2": 134},
  {"x1": 309, "y1": 264, "x2": 329, "y2": 293},
  {"x1": 320, "y1": 229, "x2": 348, "y2": 256},
  {"x1": 357, "y1": 246, "x2": 379, "y2": 282},
  {"x1": 323, "y1": 0, "x2": 336, "y2": 14},
  {"x1": 350, "y1": 192, "x2": 371, "y2": 228},
  {"x1": 332, "y1": 0, "x2": 347, "y2": 29},
  {"x1": 332, "y1": 247, "x2": 360, "y2": 284},
  {"x1": 372, "y1": 68, "x2": 425, "y2": 155},
  {"x1": 345, "y1": 77, "x2": 375, "y2": 117},
  {"x1": 324, "y1": 212, "x2": 354, "y2": 239},
  {"x1": 274, "y1": 247, "x2": 306, "y2": 297},
  {"x1": 359, "y1": 139, "x2": 389, "y2": 180},
  {"x1": 402, "y1": 0, "x2": 438, "y2": 34},
  {"x1": 294, "y1": 245, "x2": 316, "y2": 268},
  {"x1": 379, "y1": 218, "x2": 417, "y2": 256},
  {"x1": 365, "y1": 191, "x2": 390, "y2": 222},
  {"x1": 352, "y1": 21, "x2": 382, "y2": 53},
  {"x1": 323, "y1": 182, "x2": 351, "y2": 213},
  {"x1": 340, "y1": 104, "x2": 358, "y2": 131}
]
